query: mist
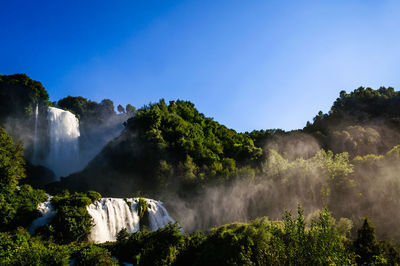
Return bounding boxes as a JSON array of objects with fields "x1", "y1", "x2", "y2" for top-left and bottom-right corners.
[
  {"x1": 165, "y1": 130, "x2": 400, "y2": 239},
  {"x1": 10, "y1": 96, "x2": 399, "y2": 240},
  {"x1": 3, "y1": 104, "x2": 131, "y2": 182}
]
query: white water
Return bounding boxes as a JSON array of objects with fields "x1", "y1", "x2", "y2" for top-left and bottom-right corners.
[
  {"x1": 30, "y1": 197, "x2": 175, "y2": 243},
  {"x1": 46, "y1": 107, "x2": 80, "y2": 177},
  {"x1": 146, "y1": 199, "x2": 176, "y2": 231},
  {"x1": 28, "y1": 196, "x2": 55, "y2": 234},
  {"x1": 32, "y1": 104, "x2": 39, "y2": 164},
  {"x1": 87, "y1": 198, "x2": 140, "y2": 243},
  {"x1": 87, "y1": 198, "x2": 175, "y2": 243}
]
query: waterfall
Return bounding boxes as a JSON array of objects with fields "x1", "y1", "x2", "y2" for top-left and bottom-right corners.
[
  {"x1": 87, "y1": 198, "x2": 140, "y2": 243},
  {"x1": 88, "y1": 198, "x2": 175, "y2": 243},
  {"x1": 29, "y1": 197, "x2": 176, "y2": 243},
  {"x1": 147, "y1": 199, "x2": 176, "y2": 231},
  {"x1": 32, "y1": 104, "x2": 39, "y2": 164},
  {"x1": 46, "y1": 107, "x2": 80, "y2": 177},
  {"x1": 28, "y1": 196, "x2": 55, "y2": 234}
]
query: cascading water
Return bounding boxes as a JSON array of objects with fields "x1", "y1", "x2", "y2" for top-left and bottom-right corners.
[
  {"x1": 46, "y1": 107, "x2": 80, "y2": 177},
  {"x1": 87, "y1": 198, "x2": 140, "y2": 243},
  {"x1": 146, "y1": 199, "x2": 176, "y2": 231},
  {"x1": 88, "y1": 198, "x2": 175, "y2": 243},
  {"x1": 28, "y1": 196, "x2": 55, "y2": 234},
  {"x1": 32, "y1": 104, "x2": 39, "y2": 164},
  {"x1": 29, "y1": 197, "x2": 176, "y2": 243}
]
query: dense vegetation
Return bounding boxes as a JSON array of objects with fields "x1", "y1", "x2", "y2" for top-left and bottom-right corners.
[
  {"x1": 0, "y1": 74, "x2": 49, "y2": 123},
  {"x1": 4, "y1": 207, "x2": 397, "y2": 265},
  {"x1": 46, "y1": 191, "x2": 101, "y2": 243},
  {"x1": 0, "y1": 127, "x2": 47, "y2": 231},
  {"x1": 54, "y1": 87, "x2": 400, "y2": 196},
  {"x1": 56, "y1": 95, "x2": 132, "y2": 142},
  {"x1": 50, "y1": 99, "x2": 263, "y2": 196},
  {"x1": 0, "y1": 75, "x2": 135, "y2": 186},
  {"x1": 109, "y1": 207, "x2": 399, "y2": 265},
  {"x1": 1, "y1": 73, "x2": 400, "y2": 264},
  {"x1": 45, "y1": 89, "x2": 400, "y2": 239},
  {"x1": 304, "y1": 86, "x2": 400, "y2": 155},
  {"x1": 0, "y1": 74, "x2": 50, "y2": 162}
]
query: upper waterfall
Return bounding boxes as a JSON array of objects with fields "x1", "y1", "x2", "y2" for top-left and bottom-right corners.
[
  {"x1": 32, "y1": 104, "x2": 39, "y2": 164},
  {"x1": 46, "y1": 107, "x2": 80, "y2": 177}
]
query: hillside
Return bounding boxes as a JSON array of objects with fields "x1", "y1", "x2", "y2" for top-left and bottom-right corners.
[
  {"x1": 49, "y1": 99, "x2": 263, "y2": 196},
  {"x1": 1, "y1": 74, "x2": 400, "y2": 264},
  {"x1": 50, "y1": 87, "x2": 400, "y2": 196}
]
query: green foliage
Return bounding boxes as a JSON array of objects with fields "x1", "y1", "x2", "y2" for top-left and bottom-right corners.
[
  {"x1": 0, "y1": 127, "x2": 26, "y2": 187},
  {"x1": 304, "y1": 86, "x2": 400, "y2": 155},
  {"x1": 50, "y1": 191, "x2": 95, "y2": 243},
  {"x1": 86, "y1": 191, "x2": 102, "y2": 203},
  {"x1": 0, "y1": 229, "x2": 118, "y2": 266},
  {"x1": 56, "y1": 96, "x2": 131, "y2": 149},
  {"x1": 3, "y1": 75, "x2": 400, "y2": 264},
  {"x1": 0, "y1": 74, "x2": 49, "y2": 123},
  {"x1": 195, "y1": 207, "x2": 354, "y2": 265},
  {"x1": 126, "y1": 104, "x2": 137, "y2": 115},
  {"x1": 330, "y1": 87, "x2": 398, "y2": 118},
  {"x1": 0, "y1": 228, "x2": 72, "y2": 265},
  {"x1": 57, "y1": 96, "x2": 118, "y2": 122},
  {"x1": 330, "y1": 125, "x2": 382, "y2": 156},
  {"x1": 137, "y1": 197, "x2": 150, "y2": 230},
  {"x1": 353, "y1": 217, "x2": 381, "y2": 265},
  {"x1": 55, "y1": 99, "x2": 262, "y2": 196},
  {"x1": 116, "y1": 228, "x2": 130, "y2": 242},
  {"x1": 57, "y1": 96, "x2": 89, "y2": 119},
  {"x1": 0, "y1": 184, "x2": 47, "y2": 231},
  {"x1": 75, "y1": 245, "x2": 118, "y2": 266},
  {"x1": 112, "y1": 223, "x2": 184, "y2": 265},
  {"x1": 0, "y1": 127, "x2": 47, "y2": 231},
  {"x1": 137, "y1": 197, "x2": 148, "y2": 219},
  {"x1": 378, "y1": 240, "x2": 400, "y2": 265},
  {"x1": 110, "y1": 208, "x2": 358, "y2": 265},
  {"x1": 117, "y1": 104, "x2": 125, "y2": 114}
]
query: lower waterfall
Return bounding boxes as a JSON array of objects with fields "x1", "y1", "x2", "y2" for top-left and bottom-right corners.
[
  {"x1": 29, "y1": 197, "x2": 175, "y2": 243},
  {"x1": 28, "y1": 195, "x2": 55, "y2": 234},
  {"x1": 87, "y1": 198, "x2": 140, "y2": 243}
]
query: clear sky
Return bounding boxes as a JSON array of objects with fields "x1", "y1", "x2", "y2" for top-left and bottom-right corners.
[{"x1": 1, "y1": 0, "x2": 400, "y2": 132}]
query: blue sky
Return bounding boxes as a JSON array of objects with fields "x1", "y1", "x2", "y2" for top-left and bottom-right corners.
[{"x1": 1, "y1": 0, "x2": 400, "y2": 132}]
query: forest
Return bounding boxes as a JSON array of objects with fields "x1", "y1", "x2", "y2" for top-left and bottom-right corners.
[{"x1": 1, "y1": 73, "x2": 400, "y2": 265}]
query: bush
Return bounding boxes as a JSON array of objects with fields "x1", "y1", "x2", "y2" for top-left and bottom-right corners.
[
  {"x1": 86, "y1": 191, "x2": 102, "y2": 203},
  {"x1": 50, "y1": 191, "x2": 95, "y2": 243},
  {"x1": 75, "y1": 245, "x2": 117, "y2": 266},
  {"x1": 112, "y1": 223, "x2": 184, "y2": 265},
  {"x1": 0, "y1": 228, "x2": 72, "y2": 265},
  {"x1": 0, "y1": 127, "x2": 47, "y2": 230}
]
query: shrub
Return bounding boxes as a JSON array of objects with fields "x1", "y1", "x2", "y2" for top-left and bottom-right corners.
[{"x1": 75, "y1": 245, "x2": 117, "y2": 266}]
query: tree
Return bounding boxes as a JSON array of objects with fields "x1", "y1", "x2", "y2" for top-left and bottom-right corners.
[
  {"x1": 75, "y1": 245, "x2": 118, "y2": 265},
  {"x1": 353, "y1": 217, "x2": 380, "y2": 265},
  {"x1": 0, "y1": 74, "x2": 49, "y2": 122},
  {"x1": 0, "y1": 127, "x2": 47, "y2": 231},
  {"x1": 50, "y1": 191, "x2": 95, "y2": 243},
  {"x1": 117, "y1": 104, "x2": 125, "y2": 113},
  {"x1": 57, "y1": 96, "x2": 88, "y2": 118},
  {"x1": 126, "y1": 104, "x2": 137, "y2": 115},
  {"x1": 100, "y1": 99, "x2": 115, "y2": 117},
  {"x1": 0, "y1": 127, "x2": 25, "y2": 187}
]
